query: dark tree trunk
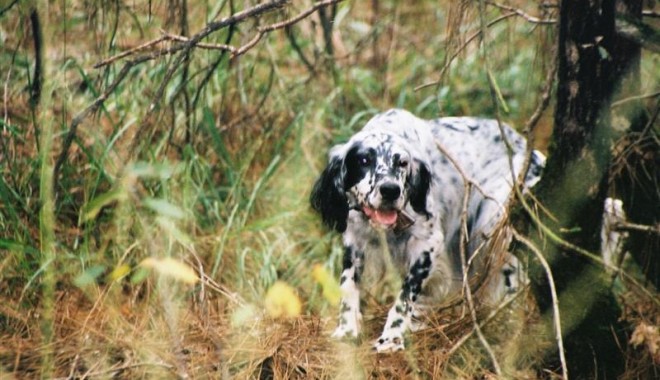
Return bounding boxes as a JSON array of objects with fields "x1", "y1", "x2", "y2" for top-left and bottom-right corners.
[
  {"x1": 520, "y1": 0, "x2": 647, "y2": 378},
  {"x1": 609, "y1": 0, "x2": 660, "y2": 290}
]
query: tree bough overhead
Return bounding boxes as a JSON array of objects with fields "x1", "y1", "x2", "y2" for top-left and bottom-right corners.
[{"x1": 0, "y1": 0, "x2": 657, "y2": 378}]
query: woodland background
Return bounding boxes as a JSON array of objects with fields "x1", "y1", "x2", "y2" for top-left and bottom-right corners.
[{"x1": 0, "y1": 0, "x2": 658, "y2": 378}]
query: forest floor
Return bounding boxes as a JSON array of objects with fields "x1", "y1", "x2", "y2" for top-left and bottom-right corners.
[{"x1": 1, "y1": 0, "x2": 658, "y2": 378}]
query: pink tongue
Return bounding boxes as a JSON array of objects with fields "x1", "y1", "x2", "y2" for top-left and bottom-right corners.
[
  {"x1": 375, "y1": 210, "x2": 398, "y2": 225},
  {"x1": 364, "y1": 207, "x2": 398, "y2": 225}
]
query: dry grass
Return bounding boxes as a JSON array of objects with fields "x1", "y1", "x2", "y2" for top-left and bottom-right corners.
[
  {"x1": 1, "y1": 0, "x2": 658, "y2": 378},
  {"x1": 0, "y1": 281, "x2": 549, "y2": 379}
]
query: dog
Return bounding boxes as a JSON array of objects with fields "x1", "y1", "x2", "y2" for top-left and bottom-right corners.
[{"x1": 310, "y1": 109, "x2": 545, "y2": 352}]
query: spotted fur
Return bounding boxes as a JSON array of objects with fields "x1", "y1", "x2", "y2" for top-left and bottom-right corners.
[{"x1": 310, "y1": 109, "x2": 545, "y2": 352}]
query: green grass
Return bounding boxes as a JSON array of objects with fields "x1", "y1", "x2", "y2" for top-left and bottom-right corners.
[{"x1": 1, "y1": 1, "x2": 657, "y2": 378}]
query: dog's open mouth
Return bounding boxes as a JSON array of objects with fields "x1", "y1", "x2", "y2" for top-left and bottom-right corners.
[
  {"x1": 362, "y1": 206, "x2": 416, "y2": 230},
  {"x1": 363, "y1": 206, "x2": 398, "y2": 226}
]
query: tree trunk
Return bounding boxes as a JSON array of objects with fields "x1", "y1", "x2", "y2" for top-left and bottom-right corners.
[{"x1": 519, "y1": 0, "x2": 646, "y2": 377}]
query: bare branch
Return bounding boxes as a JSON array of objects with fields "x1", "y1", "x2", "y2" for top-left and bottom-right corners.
[
  {"x1": 54, "y1": 0, "x2": 344, "y2": 186},
  {"x1": 93, "y1": 36, "x2": 168, "y2": 68},
  {"x1": 0, "y1": 0, "x2": 19, "y2": 17},
  {"x1": 233, "y1": 0, "x2": 344, "y2": 58},
  {"x1": 643, "y1": 10, "x2": 660, "y2": 18},
  {"x1": 513, "y1": 230, "x2": 568, "y2": 380},
  {"x1": 485, "y1": 1, "x2": 557, "y2": 24},
  {"x1": 160, "y1": 31, "x2": 237, "y2": 52},
  {"x1": 416, "y1": 1, "x2": 556, "y2": 92},
  {"x1": 434, "y1": 139, "x2": 498, "y2": 204},
  {"x1": 446, "y1": 280, "x2": 524, "y2": 360},
  {"x1": 611, "y1": 90, "x2": 660, "y2": 108},
  {"x1": 514, "y1": 182, "x2": 660, "y2": 308},
  {"x1": 522, "y1": 53, "x2": 557, "y2": 135},
  {"x1": 285, "y1": 25, "x2": 315, "y2": 73},
  {"x1": 508, "y1": 55, "x2": 557, "y2": 208},
  {"x1": 458, "y1": 181, "x2": 501, "y2": 375},
  {"x1": 415, "y1": 12, "x2": 517, "y2": 91},
  {"x1": 55, "y1": 0, "x2": 289, "y2": 183},
  {"x1": 614, "y1": 221, "x2": 660, "y2": 235}
]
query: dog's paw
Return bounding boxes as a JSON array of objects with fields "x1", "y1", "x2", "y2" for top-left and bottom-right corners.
[
  {"x1": 331, "y1": 309, "x2": 362, "y2": 339},
  {"x1": 373, "y1": 330, "x2": 405, "y2": 353},
  {"x1": 331, "y1": 324, "x2": 359, "y2": 339}
]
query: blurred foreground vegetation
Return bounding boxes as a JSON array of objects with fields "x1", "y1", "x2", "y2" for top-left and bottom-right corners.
[{"x1": 0, "y1": 0, "x2": 658, "y2": 378}]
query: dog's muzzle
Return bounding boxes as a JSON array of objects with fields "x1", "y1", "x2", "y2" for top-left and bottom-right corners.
[{"x1": 362, "y1": 182, "x2": 415, "y2": 229}]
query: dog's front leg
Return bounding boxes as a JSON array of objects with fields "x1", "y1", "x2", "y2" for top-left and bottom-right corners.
[
  {"x1": 374, "y1": 250, "x2": 432, "y2": 353},
  {"x1": 332, "y1": 245, "x2": 364, "y2": 339}
]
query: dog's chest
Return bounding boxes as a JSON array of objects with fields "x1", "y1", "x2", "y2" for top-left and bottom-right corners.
[{"x1": 347, "y1": 224, "x2": 412, "y2": 276}]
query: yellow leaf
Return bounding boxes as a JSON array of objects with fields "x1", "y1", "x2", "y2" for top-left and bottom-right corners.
[
  {"x1": 140, "y1": 257, "x2": 199, "y2": 285},
  {"x1": 264, "y1": 281, "x2": 302, "y2": 318},
  {"x1": 312, "y1": 264, "x2": 341, "y2": 306},
  {"x1": 108, "y1": 264, "x2": 131, "y2": 281}
]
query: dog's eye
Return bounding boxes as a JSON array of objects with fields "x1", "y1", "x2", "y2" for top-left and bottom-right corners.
[
  {"x1": 399, "y1": 160, "x2": 409, "y2": 168},
  {"x1": 359, "y1": 156, "x2": 371, "y2": 166}
]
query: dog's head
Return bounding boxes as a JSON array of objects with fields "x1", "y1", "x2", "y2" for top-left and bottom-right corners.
[{"x1": 311, "y1": 131, "x2": 431, "y2": 233}]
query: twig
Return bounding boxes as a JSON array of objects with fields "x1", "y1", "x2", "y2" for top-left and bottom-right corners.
[
  {"x1": 55, "y1": 0, "x2": 343, "y2": 184},
  {"x1": 456, "y1": 4, "x2": 507, "y2": 376},
  {"x1": 458, "y1": 182, "x2": 502, "y2": 375},
  {"x1": 510, "y1": 53, "x2": 557, "y2": 203},
  {"x1": 515, "y1": 181, "x2": 660, "y2": 307},
  {"x1": 317, "y1": 0, "x2": 337, "y2": 57},
  {"x1": 434, "y1": 139, "x2": 498, "y2": 203},
  {"x1": 0, "y1": 0, "x2": 19, "y2": 17},
  {"x1": 434, "y1": 125, "x2": 505, "y2": 373},
  {"x1": 611, "y1": 90, "x2": 660, "y2": 108},
  {"x1": 416, "y1": 12, "x2": 518, "y2": 91},
  {"x1": 93, "y1": 35, "x2": 168, "y2": 69},
  {"x1": 233, "y1": 0, "x2": 344, "y2": 58},
  {"x1": 382, "y1": 3, "x2": 402, "y2": 103},
  {"x1": 513, "y1": 230, "x2": 568, "y2": 380},
  {"x1": 160, "y1": 31, "x2": 236, "y2": 53},
  {"x1": 637, "y1": 97, "x2": 660, "y2": 144},
  {"x1": 417, "y1": 2, "x2": 556, "y2": 92},
  {"x1": 191, "y1": 2, "x2": 236, "y2": 125},
  {"x1": 523, "y1": 55, "x2": 557, "y2": 135},
  {"x1": 53, "y1": 61, "x2": 135, "y2": 184},
  {"x1": 446, "y1": 283, "x2": 523, "y2": 357},
  {"x1": 285, "y1": 25, "x2": 315, "y2": 73},
  {"x1": 643, "y1": 10, "x2": 660, "y2": 18},
  {"x1": 131, "y1": 0, "x2": 343, "y2": 154},
  {"x1": 434, "y1": 135, "x2": 512, "y2": 301},
  {"x1": 477, "y1": 0, "x2": 521, "y2": 203},
  {"x1": 55, "y1": 361, "x2": 175, "y2": 380},
  {"x1": 157, "y1": 0, "x2": 343, "y2": 60},
  {"x1": 485, "y1": 1, "x2": 557, "y2": 24},
  {"x1": 614, "y1": 221, "x2": 660, "y2": 235}
]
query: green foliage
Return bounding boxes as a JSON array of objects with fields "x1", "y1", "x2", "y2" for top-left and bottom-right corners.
[{"x1": 1, "y1": 1, "x2": 655, "y2": 378}]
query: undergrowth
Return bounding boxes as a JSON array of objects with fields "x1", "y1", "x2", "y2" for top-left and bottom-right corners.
[{"x1": 0, "y1": 0, "x2": 657, "y2": 378}]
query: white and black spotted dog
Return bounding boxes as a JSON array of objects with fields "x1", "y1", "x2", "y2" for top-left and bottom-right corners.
[{"x1": 310, "y1": 109, "x2": 545, "y2": 353}]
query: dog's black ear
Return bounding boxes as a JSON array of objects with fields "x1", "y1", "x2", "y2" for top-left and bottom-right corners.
[
  {"x1": 408, "y1": 160, "x2": 431, "y2": 216},
  {"x1": 310, "y1": 156, "x2": 349, "y2": 232}
]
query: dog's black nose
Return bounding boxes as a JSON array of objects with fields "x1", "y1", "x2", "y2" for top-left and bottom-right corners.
[{"x1": 380, "y1": 183, "x2": 401, "y2": 201}]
